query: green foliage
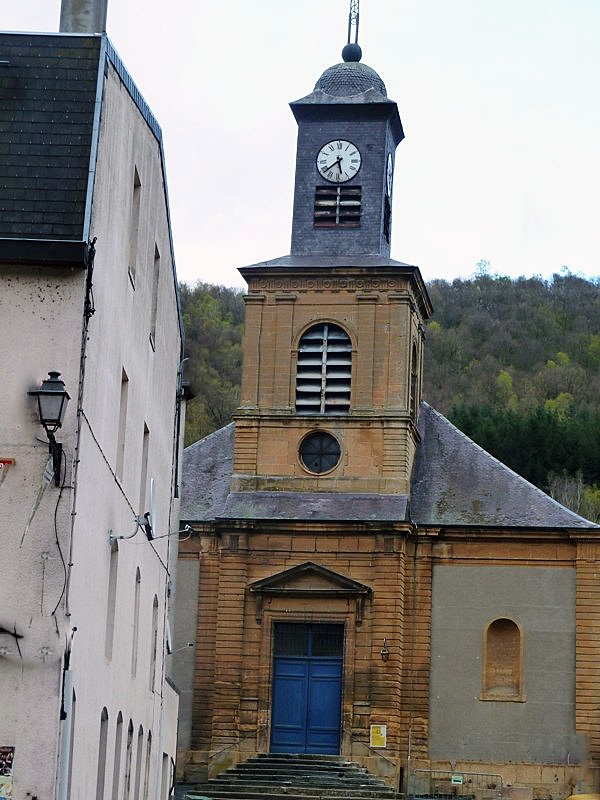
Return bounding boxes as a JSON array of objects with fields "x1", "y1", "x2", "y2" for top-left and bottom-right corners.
[
  {"x1": 585, "y1": 334, "x2": 600, "y2": 369},
  {"x1": 449, "y1": 404, "x2": 600, "y2": 495},
  {"x1": 425, "y1": 272, "x2": 600, "y2": 414},
  {"x1": 544, "y1": 392, "x2": 574, "y2": 421},
  {"x1": 583, "y1": 484, "x2": 600, "y2": 524},
  {"x1": 495, "y1": 370, "x2": 518, "y2": 410},
  {"x1": 180, "y1": 281, "x2": 245, "y2": 445}
]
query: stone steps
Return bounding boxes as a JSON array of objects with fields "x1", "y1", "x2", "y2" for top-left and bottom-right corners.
[{"x1": 184, "y1": 754, "x2": 400, "y2": 800}]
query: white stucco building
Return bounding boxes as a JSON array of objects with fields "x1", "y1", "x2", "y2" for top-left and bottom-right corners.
[{"x1": 0, "y1": 7, "x2": 184, "y2": 798}]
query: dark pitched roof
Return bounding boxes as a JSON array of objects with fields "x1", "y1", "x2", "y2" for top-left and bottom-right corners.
[
  {"x1": 181, "y1": 404, "x2": 597, "y2": 530},
  {"x1": 181, "y1": 423, "x2": 235, "y2": 521},
  {"x1": 410, "y1": 402, "x2": 597, "y2": 529},
  {"x1": 0, "y1": 33, "x2": 101, "y2": 241}
]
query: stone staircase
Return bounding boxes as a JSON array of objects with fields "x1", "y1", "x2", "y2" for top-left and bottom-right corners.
[{"x1": 184, "y1": 753, "x2": 401, "y2": 800}]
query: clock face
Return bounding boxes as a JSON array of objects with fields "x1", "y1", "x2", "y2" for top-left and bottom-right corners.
[
  {"x1": 316, "y1": 140, "x2": 361, "y2": 183},
  {"x1": 386, "y1": 153, "x2": 393, "y2": 196}
]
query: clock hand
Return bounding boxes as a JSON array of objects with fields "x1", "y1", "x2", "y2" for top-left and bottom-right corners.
[{"x1": 323, "y1": 156, "x2": 342, "y2": 172}]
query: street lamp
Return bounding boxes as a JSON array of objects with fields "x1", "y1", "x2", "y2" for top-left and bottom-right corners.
[
  {"x1": 380, "y1": 638, "x2": 390, "y2": 663},
  {"x1": 28, "y1": 371, "x2": 70, "y2": 486}
]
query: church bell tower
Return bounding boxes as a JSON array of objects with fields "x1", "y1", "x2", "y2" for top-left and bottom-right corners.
[
  {"x1": 290, "y1": 43, "x2": 401, "y2": 259},
  {"x1": 231, "y1": 30, "x2": 432, "y2": 503}
]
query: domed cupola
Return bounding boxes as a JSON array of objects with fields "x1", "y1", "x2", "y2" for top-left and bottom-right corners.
[{"x1": 314, "y1": 45, "x2": 387, "y2": 98}]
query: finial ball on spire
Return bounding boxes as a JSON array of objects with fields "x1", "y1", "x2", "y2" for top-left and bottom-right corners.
[{"x1": 342, "y1": 42, "x2": 362, "y2": 62}]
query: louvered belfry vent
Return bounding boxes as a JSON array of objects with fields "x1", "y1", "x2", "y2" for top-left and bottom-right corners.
[
  {"x1": 295, "y1": 323, "x2": 352, "y2": 414},
  {"x1": 314, "y1": 186, "x2": 361, "y2": 227}
]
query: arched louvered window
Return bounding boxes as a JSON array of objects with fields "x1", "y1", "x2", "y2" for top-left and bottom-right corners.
[{"x1": 296, "y1": 323, "x2": 352, "y2": 414}]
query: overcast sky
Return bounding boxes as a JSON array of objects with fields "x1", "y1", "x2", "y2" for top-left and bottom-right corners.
[{"x1": 5, "y1": 1, "x2": 600, "y2": 288}]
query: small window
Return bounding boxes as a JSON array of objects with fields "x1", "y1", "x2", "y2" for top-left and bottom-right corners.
[
  {"x1": 299, "y1": 431, "x2": 341, "y2": 474},
  {"x1": 149, "y1": 595, "x2": 159, "y2": 692},
  {"x1": 149, "y1": 245, "x2": 160, "y2": 350},
  {"x1": 131, "y1": 567, "x2": 141, "y2": 676},
  {"x1": 383, "y1": 195, "x2": 391, "y2": 243},
  {"x1": 481, "y1": 617, "x2": 525, "y2": 701},
  {"x1": 296, "y1": 323, "x2": 352, "y2": 414},
  {"x1": 95, "y1": 708, "x2": 108, "y2": 800},
  {"x1": 116, "y1": 369, "x2": 129, "y2": 480},
  {"x1": 128, "y1": 167, "x2": 141, "y2": 286},
  {"x1": 111, "y1": 712, "x2": 123, "y2": 799},
  {"x1": 314, "y1": 185, "x2": 361, "y2": 227},
  {"x1": 409, "y1": 342, "x2": 418, "y2": 419}
]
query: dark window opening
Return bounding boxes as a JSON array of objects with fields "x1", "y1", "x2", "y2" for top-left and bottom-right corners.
[
  {"x1": 409, "y1": 342, "x2": 418, "y2": 420},
  {"x1": 296, "y1": 323, "x2": 352, "y2": 415},
  {"x1": 299, "y1": 431, "x2": 341, "y2": 474},
  {"x1": 274, "y1": 623, "x2": 344, "y2": 657},
  {"x1": 383, "y1": 195, "x2": 391, "y2": 243},
  {"x1": 314, "y1": 185, "x2": 361, "y2": 228}
]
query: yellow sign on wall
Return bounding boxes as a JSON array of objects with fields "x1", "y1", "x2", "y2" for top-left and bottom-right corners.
[{"x1": 370, "y1": 724, "x2": 387, "y2": 748}]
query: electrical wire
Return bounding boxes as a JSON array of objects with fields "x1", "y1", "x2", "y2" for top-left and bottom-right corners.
[
  {"x1": 51, "y1": 448, "x2": 69, "y2": 616},
  {"x1": 80, "y1": 409, "x2": 136, "y2": 518},
  {"x1": 124, "y1": 527, "x2": 192, "y2": 544}
]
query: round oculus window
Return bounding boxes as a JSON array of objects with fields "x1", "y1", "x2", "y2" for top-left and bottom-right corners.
[{"x1": 299, "y1": 431, "x2": 341, "y2": 474}]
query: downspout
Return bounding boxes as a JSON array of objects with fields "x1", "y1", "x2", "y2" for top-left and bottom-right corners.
[
  {"x1": 57, "y1": 628, "x2": 77, "y2": 800},
  {"x1": 57, "y1": 669, "x2": 74, "y2": 800}
]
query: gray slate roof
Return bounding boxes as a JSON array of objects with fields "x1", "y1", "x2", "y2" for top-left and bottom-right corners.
[
  {"x1": 221, "y1": 492, "x2": 408, "y2": 522},
  {"x1": 410, "y1": 403, "x2": 596, "y2": 528},
  {"x1": 0, "y1": 34, "x2": 101, "y2": 240},
  {"x1": 238, "y1": 254, "x2": 416, "y2": 271},
  {"x1": 181, "y1": 404, "x2": 597, "y2": 530},
  {"x1": 181, "y1": 423, "x2": 235, "y2": 521}
]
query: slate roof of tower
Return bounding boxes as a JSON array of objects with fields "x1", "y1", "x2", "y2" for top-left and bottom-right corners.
[
  {"x1": 314, "y1": 61, "x2": 387, "y2": 97},
  {"x1": 0, "y1": 33, "x2": 101, "y2": 240},
  {"x1": 181, "y1": 404, "x2": 596, "y2": 529}
]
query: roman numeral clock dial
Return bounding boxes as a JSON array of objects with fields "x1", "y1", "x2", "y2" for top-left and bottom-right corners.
[{"x1": 316, "y1": 139, "x2": 362, "y2": 183}]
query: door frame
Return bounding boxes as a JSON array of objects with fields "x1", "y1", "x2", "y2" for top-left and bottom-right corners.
[
  {"x1": 270, "y1": 623, "x2": 345, "y2": 754},
  {"x1": 256, "y1": 608, "x2": 357, "y2": 756}
]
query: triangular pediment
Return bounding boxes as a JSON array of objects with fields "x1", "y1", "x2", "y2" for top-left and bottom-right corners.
[{"x1": 249, "y1": 561, "x2": 371, "y2": 597}]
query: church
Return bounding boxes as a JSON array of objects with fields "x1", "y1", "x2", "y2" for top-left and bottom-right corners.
[{"x1": 175, "y1": 32, "x2": 600, "y2": 800}]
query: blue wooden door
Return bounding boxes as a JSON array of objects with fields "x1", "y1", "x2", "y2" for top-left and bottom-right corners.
[{"x1": 271, "y1": 624, "x2": 343, "y2": 754}]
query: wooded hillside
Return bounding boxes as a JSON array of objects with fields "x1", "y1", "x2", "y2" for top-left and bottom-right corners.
[{"x1": 180, "y1": 272, "x2": 600, "y2": 520}]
